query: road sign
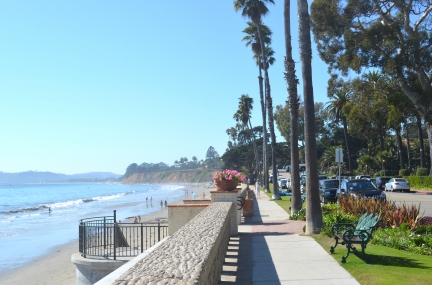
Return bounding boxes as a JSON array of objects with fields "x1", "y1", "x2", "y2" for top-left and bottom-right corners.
[{"x1": 335, "y1": 148, "x2": 343, "y2": 163}]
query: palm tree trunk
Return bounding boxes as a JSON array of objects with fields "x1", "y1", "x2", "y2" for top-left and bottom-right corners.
[
  {"x1": 297, "y1": 0, "x2": 322, "y2": 234},
  {"x1": 258, "y1": 67, "x2": 269, "y2": 191},
  {"x1": 254, "y1": 20, "x2": 280, "y2": 199},
  {"x1": 284, "y1": 0, "x2": 301, "y2": 213},
  {"x1": 265, "y1": 83, "x2": 281, "y2": 199},
  {"x1": 417, "y1": 116, "x2": 425, "y2": 168},
  {"x1": 248, "y1": 120, "x2": 261, "y2": 179},
  {"x1": 396, "y1": 128, "x2": 404, "y2": 169},
  {"x1": 405, "y1": 123, "x2": 411, "y2": 170},
  {"x1": 342, "y1": 116, "x2": 352, "y2": 172},
  {"x1": 255, "y1": 23, "x2": 271, "y2": 193}
]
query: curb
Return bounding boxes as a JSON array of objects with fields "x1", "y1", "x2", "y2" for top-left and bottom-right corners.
[{"x1": 412, "y1": 190, "x2": 432, "y2": 195}]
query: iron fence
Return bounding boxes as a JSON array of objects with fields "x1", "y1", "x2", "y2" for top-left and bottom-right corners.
[{"x1": 79, "y1": 210, "x2": 168, "y2": 259}]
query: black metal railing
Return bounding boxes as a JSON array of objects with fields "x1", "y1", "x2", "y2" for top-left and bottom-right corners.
[{"x1": 79, "y1": 210, "x2": 168, "y2": 259}]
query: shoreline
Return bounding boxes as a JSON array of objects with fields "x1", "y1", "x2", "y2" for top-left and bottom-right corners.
[{"x1": 0, "y1": 183, "x2": 213, "y2": 285}]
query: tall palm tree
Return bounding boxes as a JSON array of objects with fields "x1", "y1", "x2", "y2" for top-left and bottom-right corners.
[
  {"x1": 234, "y1": 94, "x2": 260, "y2": 177},
  {"x1": 325, "y1": 89, "x2": 352, "y2": 172},
  {"x1": 283, "y1": 0, "x2": 301, "y2": 213},
  {"x1": 234, "y1": 0, "x2": 279, "y2": 199},
  {"x1": 242, "y1": 21, "x2": 272, "y2": 189},
  {"x1": 297, "y1": 0, "x2": 322, "y2": 234}
]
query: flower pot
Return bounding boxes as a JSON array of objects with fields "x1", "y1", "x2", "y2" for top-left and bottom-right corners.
[{"x1": 214, "y1": 179, "x2": 239, "y2": 191}]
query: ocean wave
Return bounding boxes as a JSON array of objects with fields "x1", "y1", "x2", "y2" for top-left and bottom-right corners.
[{"x1": 0, "y1": 191, "x2": 132, "y2": 214}]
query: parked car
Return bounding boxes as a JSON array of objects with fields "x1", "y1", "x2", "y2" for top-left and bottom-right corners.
[
  {"x1": 278, "y1": 178, "x2": 288, "y2": 189},
  {"x1": 354, "y1": 175, "x2": 372, "y2": 180},
  {"x1": 340, "y1": 179, "x2": 386, "y2": 201},
  {"x1": 318, "y1": 175, "x2": 328, "y2": 180},
  {"x1": 384, "y1": 178, "x2": 411, "y2": 192},
  {"x1": 375, "y1": 177, "x2": 391, "y2": 190},
  {"x1": 319, "y1": 179, "x2": 339, "y2": 203}
]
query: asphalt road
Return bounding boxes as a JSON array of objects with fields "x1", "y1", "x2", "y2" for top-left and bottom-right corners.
[
  {"x1": 275, "y1": 170, "x2": 432, "y2": 217},
  {"x1": 385, "y1": 191, "x2": 432, "y2": 217}
]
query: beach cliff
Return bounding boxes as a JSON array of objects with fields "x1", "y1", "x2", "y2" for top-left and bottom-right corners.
[{"x1": 122, "y1": 169, "x2": 214, "y2": 184}]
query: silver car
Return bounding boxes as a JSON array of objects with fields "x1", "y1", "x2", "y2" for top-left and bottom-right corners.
[{"x1": 384, "y1": 178, "x2": 411, "y2": 192}]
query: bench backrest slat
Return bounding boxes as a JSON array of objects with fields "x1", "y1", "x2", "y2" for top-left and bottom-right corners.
[{"x1": 354, "y1": 213, "x2": 380, "y2": 235}]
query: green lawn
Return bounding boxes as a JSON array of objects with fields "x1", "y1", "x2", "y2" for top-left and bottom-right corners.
[
  {"x1": 262, "y1": 187, "x2": 432, "y2": 285},
  {"x1": 312, "y1": 235, "x2": 432, "y2": 285},
  {"x1": 262, "y1": 187, "x2": 292, "y2": 213}
]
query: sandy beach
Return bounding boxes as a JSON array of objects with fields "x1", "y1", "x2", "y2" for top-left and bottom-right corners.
[{"x1": 0, "y1": 183, "x2": 214, "y2": 285}]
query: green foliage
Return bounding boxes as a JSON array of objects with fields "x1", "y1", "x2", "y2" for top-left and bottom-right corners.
[
  {"x1": 374, "y1": 170, "x2": 385, "y2": 177},
  {"x1": 399, "y1": 169, "x2": 410, "y2": 176},
  {"x1": 404, "y1": 176, "x2": 432, "y2": 189},
  {"x1": 416, "y1": 168, "x2": 429, "y2": 176},
  {"x1": 289, "y1": 208, "x2": 306, "y2": 221},
  {"x1": 371, "y1": 227, "x2": 432, "y2": 255},
  {"x1": 321, "y1": 208, "x2": 357, "y2": 237}
]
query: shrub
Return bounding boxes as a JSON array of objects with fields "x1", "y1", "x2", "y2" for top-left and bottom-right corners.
[
  {"x1": 338, "y1": 194, "x2": 421, "y2": 228},
  {"x1": 371, "y1": 227, "x2": 432, "y2": 255},
  {"x1": 399, "y1": 168, "x2": 410, "y2": 176},
  {"x1": 374, "y1": 170, "x2": 385, "y2": 177},
  {"x1": 416, "y1": 168, "x2": 429, "y2": 176},
  {"x1": 405, "y1": 176, "x2": 432, "y2": 188},
  {"x1": 320, "y1": 210, "x2": 358, "y2": 237},
  {"x1": 419, "y1": 216, "x2": 432, "y2": 226},
  {"x1": 289, "y1": 208, "x2": 306, "y2": 221}
]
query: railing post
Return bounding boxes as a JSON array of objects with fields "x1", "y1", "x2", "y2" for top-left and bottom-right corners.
[
  {"x1": 103, "y1": 217, "x2": 107, "y2": 250},
  {"x1": 141, "y1": 223, "x2": 144, "y2": 253},
  {"x1": 113, "y1": 210, "x2": 117, "y2": 260},
  {"x1": 83, "y1": 222, "x2": 87, "y2": 258},
  {"x1": 158, "y1": 221, "x2": 161, "y2": 242}
]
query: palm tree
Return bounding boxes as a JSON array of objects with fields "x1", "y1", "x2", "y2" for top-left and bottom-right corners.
[
  {"x1": 297, "y1": 0, "x2": 322, "y2": 234},
  {"x1": 283, "y1": 0, "x2": 301, "y2": 213},
  {"x1": 234, "y1": 94, "x2": 260, "y2": 178},
  {"x1": 325, "y1": 88, "x2": 352, "y2": 172},
  {"x1": 242, "y1": 21, "x2": 272, "y2": 189},
  {"x1": 234, "y1": 0, "x2": 279, "y2": 199}
]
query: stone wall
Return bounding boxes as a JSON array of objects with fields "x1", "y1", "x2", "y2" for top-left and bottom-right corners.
[
  {"x1": 168, "y1": 204, "x2": 210, "y2": 235},
  {"x1": 110, "y1": 202, "x2": 233, "y2": 285}
]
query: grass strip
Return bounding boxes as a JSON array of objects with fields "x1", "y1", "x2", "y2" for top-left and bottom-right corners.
[{"x1": 312, "y1": 234, "x2": 432, "y2": 285}]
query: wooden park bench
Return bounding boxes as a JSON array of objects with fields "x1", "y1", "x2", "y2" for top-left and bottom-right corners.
[{"x1": 330, "y1": 213, "x2": 381, "y2": 263}]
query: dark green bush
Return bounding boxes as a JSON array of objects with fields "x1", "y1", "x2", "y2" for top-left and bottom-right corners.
[
  {"x1": 416, "y1": 168, "x2": 429, "y2": 176},
  {"x1": 405, "y1": 176, "x2": 432, "y2": 188},
  {"x1": 399, "y1": 169, "x2": 411, "y2": 176},
  {"x1": 320, "y1": 210, "x2": 358, "y2": 237},
  {"x1": 289, "y1": 208, "x2": 306, "y2": 221}
]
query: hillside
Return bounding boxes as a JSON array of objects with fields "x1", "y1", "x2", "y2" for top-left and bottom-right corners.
[
  {"x1": 122, "y1": 169, "x2": 215, "y2": 184},
  {"x1": 0, "y1": 171, "x2": 121, "y2": 183}
]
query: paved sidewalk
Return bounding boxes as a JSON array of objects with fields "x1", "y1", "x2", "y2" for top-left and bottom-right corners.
[{"x1": 220, "y1": 187, "x2": 360, "y2": 285}]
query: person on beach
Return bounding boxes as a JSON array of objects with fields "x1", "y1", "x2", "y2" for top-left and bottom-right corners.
[
  {"x1": 134, "y1": 216, "x2": 138, "y2": 223},
  {"x1": 138, "y1": 216, "x2": 141, "y2": 223},
  {"x1": 192, "y1": 192, "x2": 196, "y2": 199},
  {"x1": 160, "y1": 200, "x2": 163, "y2": 207},
  {"x1": 255, "y1": 180, "x2": 260, "y2": 198},
  {"x1": 164, "y1": 200, "x2": 167, "y2": 208},
  {"x1": 48, "y1": 207, "x2": 52, "y2": 214}
]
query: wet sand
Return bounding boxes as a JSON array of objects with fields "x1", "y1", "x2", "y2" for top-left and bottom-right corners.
[{"x1": 0, "y1": 184, "x2": 214, "y2": 285}]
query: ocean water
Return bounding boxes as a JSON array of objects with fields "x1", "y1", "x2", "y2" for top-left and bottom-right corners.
[{"x1": 0, "y1": 183, "x2": 186, "y2": 274}]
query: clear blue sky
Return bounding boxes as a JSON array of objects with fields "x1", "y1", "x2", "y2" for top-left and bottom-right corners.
[{"x1": 0, "y1": 1, "x2": 330, "y2": 175}]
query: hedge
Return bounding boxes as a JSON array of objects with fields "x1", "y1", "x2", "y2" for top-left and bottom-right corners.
[{"x1": 404, "y1": 176, "x2": 432, "y2": 189}]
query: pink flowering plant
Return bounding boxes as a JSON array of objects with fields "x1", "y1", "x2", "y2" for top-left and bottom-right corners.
[{"x1": 213, "y1": 169, "x2": 246, "y2": 183}]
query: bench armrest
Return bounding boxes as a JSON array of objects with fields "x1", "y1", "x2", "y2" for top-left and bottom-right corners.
[{"x1": 331, "y1": 223, "x2": 355, "y2": 235}]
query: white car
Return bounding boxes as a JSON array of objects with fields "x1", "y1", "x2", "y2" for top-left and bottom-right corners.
[
  {"x1": 384, "y1": 178, "x2": 411, "y2": 192},
  {"x1": 278, "y1": 179, "x2": 288, "y2": 189}
]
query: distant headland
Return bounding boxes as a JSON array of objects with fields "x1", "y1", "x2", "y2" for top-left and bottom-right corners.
[{"x1": 0, "y1": 171, "x2": 122, "y2": 184}]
